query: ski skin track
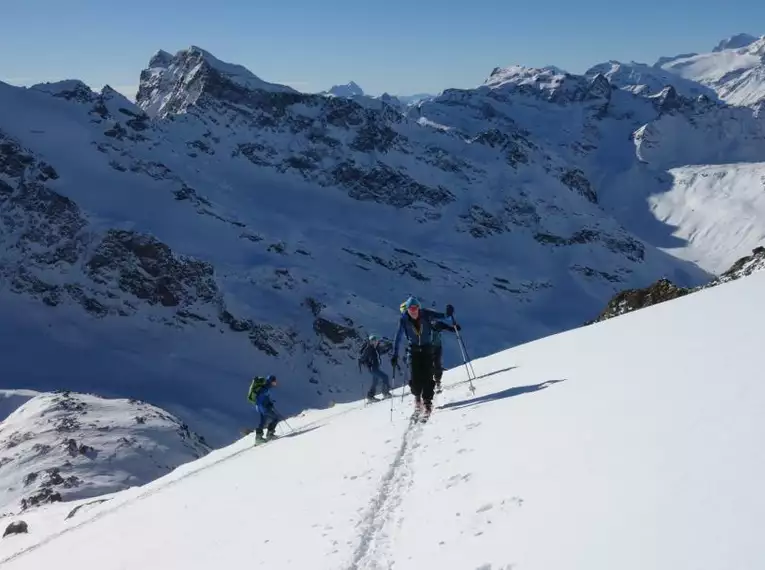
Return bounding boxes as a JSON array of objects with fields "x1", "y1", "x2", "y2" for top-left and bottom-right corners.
[
  {"x1": 2, "y1": 370, "x2": 477, "y2": 566},
  {"x1": 347, "y1": 413, "x2": 425, "y2": 570}
]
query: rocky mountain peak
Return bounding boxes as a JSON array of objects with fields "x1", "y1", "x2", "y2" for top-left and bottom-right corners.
[
  {"x1": 136, "y1": 45, "x2": 296, "y2": 118},
  {"x1": 326, "y1": 81, "x2": 364, "y2": 98},
  {"x1": 713, "y1": 33, "x2": 759, "y2": 53}
]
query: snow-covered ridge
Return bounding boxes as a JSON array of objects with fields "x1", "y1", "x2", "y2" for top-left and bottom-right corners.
[
  {"x1": 0, "y1": 391, "x2": 209, "y2": 515},
  {"x1": 1, "y1": 268, "x2": 763, "y2": 569},
  {"x1": 657, "y1": 35, "x2": 765, "y2": 106}
]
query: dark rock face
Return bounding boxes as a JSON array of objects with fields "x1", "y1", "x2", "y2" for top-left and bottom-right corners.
[
  {"x1": 586, "y1": 278, "x2": 691, "y2": 323},
  {"x1": 3, "y1": 520, "x2": 28, "y2": 537},
  {"x1": 87, "y1": 230, "x2": 218, "y2": 308},
  {"x1": 560, "y1": 168, "x2": 598, "y2": 203},
  {"x1": 588, "y1": 246, "x2": 765, "y2": 323}
]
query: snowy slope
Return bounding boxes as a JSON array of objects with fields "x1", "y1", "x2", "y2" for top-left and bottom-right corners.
[
  {"x1": 0, "y1": 391, "x2": 209, "y2": 513},
  {"x1": 658, "y1": 35, "x2": 765, "y2": 106},
  {"x1": 0, "y1": 46, "x2": 712, "y2": 446},
  {"x1": 1, "y1": 267, "x2": 763, "y2": 568},
  {"x1": 648, "y1": 163, "x2": 765, "y2": 272}
]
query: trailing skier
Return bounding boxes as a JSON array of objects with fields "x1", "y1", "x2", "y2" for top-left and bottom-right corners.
[
  {"x1": 391, "y1": 296, "x2": 459, "y2": 421},
  {"x1": 247, "y1": 375, "x2": 280, "y2": 442},
  {"x1": 431, "y1": 319, "x2": 458, "y2": 393},
  {"x1": 358, "y1": 334, "x2": 391, "y2": 401}
]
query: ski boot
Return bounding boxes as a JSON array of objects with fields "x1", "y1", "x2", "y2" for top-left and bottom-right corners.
[
  {"x1": 411, "y1": 397, "x2": 423, "y2": 422},
  {"x1": 420, "y1": 400, "x2": 433, "y2": 422}
]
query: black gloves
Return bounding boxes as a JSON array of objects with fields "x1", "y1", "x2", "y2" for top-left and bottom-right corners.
[
  {"x1": 453, "y1": 323, "x2": 461, "y2": 331},
  {"x1": 391, "y1": 356, "x2": 398, "y2": 369},
  {"x1": 446, "y1": 304, "x2": 454, "y2": 317}
]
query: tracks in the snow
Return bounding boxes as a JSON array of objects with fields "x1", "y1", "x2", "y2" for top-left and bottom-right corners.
[{"x1": 347, "y1": 418, "x2": 424, "y2": 570}]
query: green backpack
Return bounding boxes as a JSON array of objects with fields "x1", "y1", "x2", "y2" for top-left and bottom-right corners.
[{"x1": 247, "y1": 377, "x2": 268, "y2": 403}]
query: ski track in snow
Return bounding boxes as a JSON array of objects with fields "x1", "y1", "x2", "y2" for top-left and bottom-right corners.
[{"x1": 348, "y1": 419, "x2": 423, "y2": 570}]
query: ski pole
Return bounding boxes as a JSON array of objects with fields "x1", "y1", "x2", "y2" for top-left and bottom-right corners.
[
  {"x1": 273, "y1": 407, "x2": 295, "y2": 435},
  {"x1": 390, "y1": 365, "x2": 396, "y2": 422},
  {"x1": 452, "y1": 317, "x2": 476, "y2": 394}
]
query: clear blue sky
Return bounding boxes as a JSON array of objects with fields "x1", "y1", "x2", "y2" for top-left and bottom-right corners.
[{"x1": 1, "y1": 0, "x2": 762, "y2": 99}]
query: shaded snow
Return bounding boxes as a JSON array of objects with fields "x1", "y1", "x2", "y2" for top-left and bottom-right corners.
[{"x1": 1, "y1": 268, "x2": 764, "y2": 568}]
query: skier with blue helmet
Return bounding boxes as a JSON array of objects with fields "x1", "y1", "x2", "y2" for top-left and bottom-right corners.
[
  {"x1": 392, "y1": 296, "x2": 459, "y2": 419},
  {"x1": 247, "y1": 374, "x2": 280, "y2": 442}
]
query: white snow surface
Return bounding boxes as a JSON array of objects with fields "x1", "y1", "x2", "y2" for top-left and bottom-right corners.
[
  {"x1": 648, "y1": 163, "x2": 765, "y2": 272},
  {"x1": 1, "y1": 269, "x2": 763, "y2": 568},
  {"x1": 0, "y1": 392, "x2": 210, "y2": 514}
]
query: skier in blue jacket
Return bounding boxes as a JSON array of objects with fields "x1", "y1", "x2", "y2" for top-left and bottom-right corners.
[
  {"x1": 392, "y1": 296, "x2": 459, "y2": 419},
  {"x1": 247, "y1": 375, "x2": 279, "y2": 442}
]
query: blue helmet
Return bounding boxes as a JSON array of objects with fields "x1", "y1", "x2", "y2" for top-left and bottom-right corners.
[
  {"x1": 368, "y1": 334, "x2": 378, "y2": 341},
  {"x1": 404, "y1": 296, "x2": 420, "y2": 309},
  {"x1": 266, "y1": 374, "x2": 276, "y2": 383}
]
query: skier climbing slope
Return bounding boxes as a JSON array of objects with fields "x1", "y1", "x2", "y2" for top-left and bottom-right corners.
[{"x1": 2, "y1": 271, "x2": 765, "y2": 569}]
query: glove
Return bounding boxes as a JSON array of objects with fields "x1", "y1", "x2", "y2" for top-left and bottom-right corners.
[
  {"x1": 446, "y1": 304, "x2": 454, "y2": 317},
  {"x1": 453, "y1": 323, "x2": 461, "y2": 331},
  {"x1": 391, "y1": 355, "x2": 398, "y2": 369}
]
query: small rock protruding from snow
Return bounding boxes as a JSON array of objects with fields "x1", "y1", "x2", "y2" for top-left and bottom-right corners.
[{"x1": 2, "y1": 520, "x2": 28, "y2": 538}]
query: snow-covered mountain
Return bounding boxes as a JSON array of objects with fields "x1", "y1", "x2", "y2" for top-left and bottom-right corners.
[
  {"x1": 656, "y1": 34, "x2": 765, "y2": 106},
  {"x1": 1, "y1": 265, "x2": 763, "y2": 569},
  {"x1": 1, "y1": 45, "x2": 720, "y2": 449},
  {"x1": 0, "y1": 391, "x2": 209, "y2": 514},
  {"x1": 412, "y1": 60, "x2": 765, "y2": 273},
  {"x1": 585, "y1": 34, "x2": 765, "y2": 107},
  {"x1": 323, "y1": 81, "x2": 365, "y2": 98}
]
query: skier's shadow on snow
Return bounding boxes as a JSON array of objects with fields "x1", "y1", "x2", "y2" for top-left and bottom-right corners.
[{"x1": 438, "y1": 379, "x2": 566, "y2": 411}]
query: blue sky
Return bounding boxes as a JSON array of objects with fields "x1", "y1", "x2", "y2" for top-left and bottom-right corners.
[{"x1": 1, "y1": 0, "x2": 762, "y2": 99}]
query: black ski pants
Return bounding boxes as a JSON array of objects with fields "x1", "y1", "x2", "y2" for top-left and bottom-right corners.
[
  {"x1": 433, "y1": 345, "x2": 443, "y2": 383},
  {"x1": 408, "y1": 345, "x2": 435, "y2": 405}
]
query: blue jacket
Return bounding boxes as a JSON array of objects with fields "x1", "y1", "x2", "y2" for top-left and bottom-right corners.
[
  {"x1": 255, "y1": 385, "x2": 274, "y2": 412},
  {"x1": 392, "y1": 308, "x2": 447, "y2": 358}
]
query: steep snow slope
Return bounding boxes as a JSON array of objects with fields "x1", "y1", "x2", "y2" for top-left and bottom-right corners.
[
  {"x1": 648, "y1": 163, "x2": 765, "y2": 271},
  {"x1": 1, "y1": 269, "x2": 763, "y2": 569},
  {"x1": 0, "y1": 46, "x2": 709, "y2": 445},
  {"x1": 658, "y1": 35, "x2": 765, "y2": 106},
  {"x1": 0, "y1": 391, "x2": 210, "y2": 514}
]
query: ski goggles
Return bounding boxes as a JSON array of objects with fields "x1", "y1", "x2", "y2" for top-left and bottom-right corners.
[{"x1": 406, "y1": 304, "x2": 420, "y2": 316}]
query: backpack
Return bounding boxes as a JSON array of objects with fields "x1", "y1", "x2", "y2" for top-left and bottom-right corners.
[{"x1": 247, "y1": 377, "x2": 268, "y2": 403}]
